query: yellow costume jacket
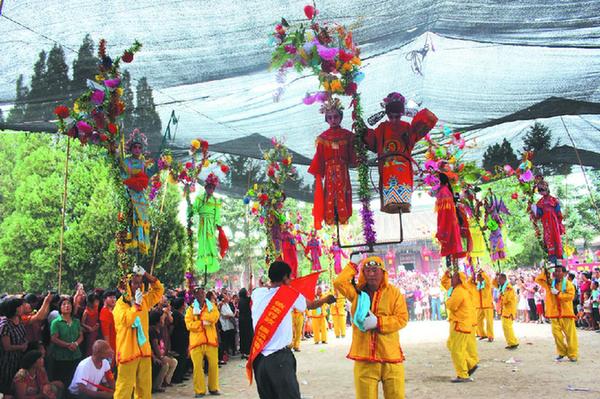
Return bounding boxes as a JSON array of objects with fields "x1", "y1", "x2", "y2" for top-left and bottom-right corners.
[
  {"x1": 468, "y1": 272, "x2": 494, "y2": 310},
  {"x1": 334, "y1": 263, "x2": 408, "y2": 363},
  {"x1": 330, "y1": 294, "x2": 347, "y2": 317},
  {"x1": 442, "y1": 271, "x2": 477, "y2": 327},
  {"x1": 445, "y1": 283, "x2": 474, "y2": 334},
  {"x1": 113, "y1": 278, "x2": 164, "y2": 364},
  {"x1": 535, "y1": 271, "x2": 576, "y2": 318},
  {"x1": 185, "y1": 303, "x2": 220, "y2": 350},
  {"x1": 493, "y1": 280, "x2": 517, "y2": 319},
  {"x1": 309, "y1": 296, "x2": 328, "y2": 319}
]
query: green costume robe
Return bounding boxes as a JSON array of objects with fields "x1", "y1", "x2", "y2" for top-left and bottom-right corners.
[{"x1": 191, "y1": 194, "x2": 222, "y2": 274}]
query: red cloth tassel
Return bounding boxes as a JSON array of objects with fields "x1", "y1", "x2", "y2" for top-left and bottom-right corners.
[
  {"x1": 218, "y1": 226, "x2": 229, "y2": 258},
  {"x1": 123, "y1": 171, "x2": 149, "y2": 192},
  {"x1": 312, "y1": 174, "x2": 324, "y2": 230}
]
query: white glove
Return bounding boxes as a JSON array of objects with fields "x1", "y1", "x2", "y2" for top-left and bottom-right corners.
[
  {"x1": 551, "y1": 288, "x2": 559, "y2": 295},
  {"x1": 193, "y1": 307, "x2": 201, "y2": 316},
  {"x1": 133, "y1": 264, "x2": 146, "y2": 276},
  {"x1": 134, "y1": 288, "x2": 143, "y2": 306},
  {"x1": 202, "y1": 320, "x2": 211, "y2": 326},
  {"x1": 363, "y1": 310, "x2": 378, "y2": 331}
]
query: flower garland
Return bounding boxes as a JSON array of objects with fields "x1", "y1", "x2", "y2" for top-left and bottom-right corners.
[
  {"x1": 54, "y1": 39, "x2": 142, "y2": 273},
  {"x1": 270, "y1": 5, "x2": 375, "y2": 246},
  {"x1": 244, "y1": 137, "x2": 298, "y2": 263}
]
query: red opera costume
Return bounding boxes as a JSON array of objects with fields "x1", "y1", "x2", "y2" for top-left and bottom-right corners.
[
  {"x1": 533, "y1": 193, "x2": 565, "y2": 262},
  {"x1": 281, "y1": 230, "x2": 299, "y2": 278},
  {"x1": 435, "y1": 185, "x2": 463, "y2": 258},
  {"x1": 365, "y1": 109, "x2": 437, "y2": 213},
  {"x1": 308, "y1": 127, "x2": 356, "y2": 229}
]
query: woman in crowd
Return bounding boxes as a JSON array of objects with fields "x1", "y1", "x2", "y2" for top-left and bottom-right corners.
[
  {"x1": 237, "y1": 288, "x2": 253, "y2": 360},
  {"x1": 0, "y1": 297, "x2": 28, "y2": 394},
  {"x1": 13, "y1": 350, "x2": 64, "y2": 399},
  {"x1": 48, "y1": 297, "x2": 83, "y2": 388},
  {"x1": 80, "y1": 293, "x2": 100, "y2": 357}
]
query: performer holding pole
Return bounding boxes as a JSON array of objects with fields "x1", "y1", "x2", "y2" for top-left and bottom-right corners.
[
  {"x1": 492, "y1": 273, "x2": 519, "y2": 349},
  {"x1": 470, "y1": 270, "x2": 494, "y2": 342}
]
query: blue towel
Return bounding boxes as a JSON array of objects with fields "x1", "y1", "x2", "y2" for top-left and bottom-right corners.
[
  {"x1": 353, "y1": 292, "x2": 371, "y2": 332},
  {"x1": 132, "y1": 316, "x2": 147, "y2": 347},
  {"x1": 205, "y1": 298, "x2": 214, "y2": 312},
  {"x1": 477, "y1": 281, "x2": 485, "y2": 291}
]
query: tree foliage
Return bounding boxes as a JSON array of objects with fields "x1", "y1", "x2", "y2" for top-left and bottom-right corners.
[
  {"x1": 522, "y1": 122, "x2": 571, "y2": 176},
  {"x1": 482, "y1": 138, "x2": 518, "y2": 172}
]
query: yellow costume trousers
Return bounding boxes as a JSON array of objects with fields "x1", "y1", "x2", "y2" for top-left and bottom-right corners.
[
  {"x1": 477, "y1": 309, "x2": 494, "y2": 338},
  {"x1": 447, "y1": 328, "x2": 472, "y2": 379},
  {"x1": 551, "y1": 318, "x2": 578, "y2": 359},
  {"x1": 333, "y1": 314, "x2": 346, "y2": 338},
  {"x1": 353, "y1": 361, "x2": 404, "y2": 399},
  {"x1": 292, "y1": 313, "x2": 304, "y2": 350},
  {"x1": 502, "y1": 317, "x2": 519, "y2": 346},
  {"x1": 114, "y1": 357, "x2": 152, "y2": 399},
  {"x1": 466, "y1": 330, "x2": 479, "y2": 367},
  {"x1": 312, "y1": 317, "x2": 327, "y2": 343},
  {"x1": 190, "y1": 345, "x2": 219, "y2": 394}
]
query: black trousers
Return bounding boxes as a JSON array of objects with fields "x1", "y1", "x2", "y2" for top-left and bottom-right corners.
[
  {"x1": 253, "y1": 348, "x2": 301, "y2": 399},
  {"x1": 527, "y1": 298, "x2": 538, "y2": 321}
]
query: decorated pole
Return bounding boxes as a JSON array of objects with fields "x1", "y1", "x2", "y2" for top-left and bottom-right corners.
[
  {"x1": 150, "y1": 173, "x2": 168, "y2": 275},
  {"x1": 57, "y1": 137, "x2": 71, "y2": 294}
]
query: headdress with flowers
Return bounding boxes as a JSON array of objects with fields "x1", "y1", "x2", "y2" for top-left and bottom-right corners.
[
  {"x1": 125, "y1": 128, "x2": 148, "y2": 154},
  {"x1": 205, "y1": 173, "x2": 220, "y2": 187},
  {"x1": 381, "y1": 92, "x2": 406, "y2": 110},
  {"x1": 319, "y1": 97, "x2": 344, "y2": 114}
]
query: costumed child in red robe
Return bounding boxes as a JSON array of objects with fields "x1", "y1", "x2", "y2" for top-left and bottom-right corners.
[
  {"x1": 308, "y1": 98, "x2": 357, "y2": 229},
  {"x1": 435, "y1": 173, "x2": 463, "y2": 266},
  {"x1": 281, "y1": 222, "x2": 300, "y2": 278},
  {"x1": 531, "y1": 176, "x2": 565, "y2": 264},
  {"x1": 364, "y1": 92, "x2": 438, "y2": 213},
  {"x1": 305, "y1": 230, "x2": 323, "y2": 271}
]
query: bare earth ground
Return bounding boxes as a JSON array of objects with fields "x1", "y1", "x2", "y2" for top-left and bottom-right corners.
[{"x1": 157, "y1": 321, "x2": 600, "y2": 398}]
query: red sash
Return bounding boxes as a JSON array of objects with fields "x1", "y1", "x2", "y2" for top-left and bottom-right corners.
[{"x1": 246, "y1": 272, "x2": 320, "y2": 383}]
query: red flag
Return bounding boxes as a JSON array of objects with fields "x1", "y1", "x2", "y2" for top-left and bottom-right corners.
[
  {"x1": 218, "y1": 226, "x2": 229, "y2": 258},
  {"x1": 290, "y1": 271, "x2": 322, "y2": 302}
]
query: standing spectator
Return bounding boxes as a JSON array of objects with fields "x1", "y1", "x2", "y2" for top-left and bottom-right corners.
[
  {"x1": 49, "y1": 297, "x2": 83, "y2": 388},
  {"x1": 525, "y1": 277, "x2": 538, "y2": 322},
  {"x1": 237, "y1": 288, "x2": 253, "y2": 360},
  {"x1": 430, "y1": 285, "x2": 442, "y2": 321},
  {"x1": 579, "y1": 273, "x2": 591, "y2": 304},
  {"x1": 169, "y1": 297, "x2": 189, "y2": 384},
  {"x1": 81, "y1": 293, "x2": 100, "y2": 357},
  {"x1": 583, "y1": 292, "x2": 593, "y2": 329},
  {"x1": 219, "y1": 294, "x2": 236, "y2": 357},
  {"x1": 591, "y1": 281, "x2": 599, "y2": 331},
  {"x1": 99, "y1": 291, "x2": 117, "y2": 357},
  {"x1": 517, "y1": 280, "x2": 530, "y2": 322},
  {"x1": 13, "y1": 350, "x2": 64, "y2": 399},
  {"x1": 534, "y1": 287, "x2": 546, "y2": 324},
  {"x1": 73, "y1": 284, "x2": 86, "y2": 320},
  {"x1": 0, "y1": 297, "x2": 28, "y2": 394},
  {"x1": 22, "y1": 293, "x2": 53, "y2": 344}
]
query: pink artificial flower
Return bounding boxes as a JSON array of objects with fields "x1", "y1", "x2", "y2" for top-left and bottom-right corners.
[
  {"x1": 316, "y1": 44, "x2": 339, "y2": 61},
  {"x1": 503, "y1": 165, "x2": 514, "y2": 176},
  {"x1": 104, "y1": 78, "x2": 121, "y2": 89},
  {"x1": 284, "y1": 45, "x2": 297, "y2": 54},
  {"x1": 519, "y1": 169, "x2": 534, "y2": 183},
  {"x1": 424, "y1": 160, "x2": 438, "y2": 171},
  {"x1": 91, "y1": 90, "x2": 105, "y2": 105},
  {"x1": 76, "y1": 121, "x2": 93, "y2": 134}
]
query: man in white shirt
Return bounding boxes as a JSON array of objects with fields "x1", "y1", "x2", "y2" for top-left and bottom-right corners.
[
  {"x1": 251, "y1": 261, "x2": 335, "y2": 399},
  {"x1": 68, "y1": 340, "x2": 115, "y2": 398}
]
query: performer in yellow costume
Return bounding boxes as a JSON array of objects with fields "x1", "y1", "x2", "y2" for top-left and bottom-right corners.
[
  {"x1": 185, "y1": 287, "x2": 221, "y2": 396},
  {"x1": 444, "y1": 271, "x2": 477, "y2": 382},
  {"x1": 492, "y1": 273, "x2": 519, "y2": 349},
  {"x1": 331, "y1": 290, "x2": 347, "y2": 338},
  {"x1": 291, "y1": 308, "x2": 304, "y2": 351},
  {"x1": 535, "y1": 266, "x2": 578, "y2": 361},
  {"x1": 334, "y1": 257, "x2": 408, "y2": 398},
  {"x1": 113, "y1": 265, "x2": 164, "y2": 399},
  {"x1": 469, "y1": 270, "x2": 494, "y2": 341},
  {"x1": 309, "y1": 287, "x2": 329, "y2": 344}
]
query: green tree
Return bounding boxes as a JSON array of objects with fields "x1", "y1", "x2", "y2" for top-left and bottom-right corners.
[
  {"x1": 482, "y1": 138, "x2": 518, "y2": 172},
  {"x1": 44, "y1": 45, "x2": 70, "y2": 120},
  {"x1": 7, "y1": 75, "x2": 29, "y2": 124},
  {"x1": 134, "y1": 77, "x2": 162, "y2": 157},
  {"x1": 522, "y1": 122, "x2": 571, "y2": 176},
  {"x1": 121, "y1": 70, "x2": 135, "y2": 134},
  {"x1": 24, "y1": 51, "x2": 48, "y2": 121},
  {"x1": 0, "y1": 109, "x2": 3, "y2": 124},
  {"x1": 71, "y1": 34, "x2": 98, "y2": 98}
]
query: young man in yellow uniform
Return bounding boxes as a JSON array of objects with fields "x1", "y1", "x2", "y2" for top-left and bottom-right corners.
[
  {"x1": 330, "y1": 290, "x2": 347, "y2": 338},
  {"x1": 535, "y1": 266, "x2": 578, "y2": 361},
  {"x1": 493, "y1": 273, "x2": 519, "y2": 349},
  {"x1": 185, "y1": 287, "x2": 221, "y2": 397},
  {"x1": 309, "y1": 287, "x2": 329, "y2": 344},
  {"x1": 470, "y1": 270, "x2": 494, "y2": 342},
  {"x1": 445, "y1": 271, "x2": 477, "y2": 383},
  {"x1": 334, "y1": 256, "x2": 408, "y2": 398},
  {"x1": 291, "y1": 307, "x2": 304, "y2": 351},
  {"x1": 113, "y1": 265, "x2": 164, "y2": 399}
]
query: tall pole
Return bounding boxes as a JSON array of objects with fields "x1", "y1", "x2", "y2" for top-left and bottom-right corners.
[
  {"x1": 150, "y1": 176, "x2": 168, "y2": 275},
  {"x1": 58, "y1": 137, "x2": 71, "y2": 294}
]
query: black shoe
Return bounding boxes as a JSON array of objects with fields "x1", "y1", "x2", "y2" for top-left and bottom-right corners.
[
  {"x1": 468, "y1": 365, "x2": 478, "y2": 376},
  {"x1": 505, "y1": 344, "x2": 519, "y2": 350},
  {"x1": 555, "y1": 355, "x2": 565, "y2": 362},
  {"x1": 451, "y1": 377, "x2": 473, "y2": 383},
  {"x1": 568, "y1": 358, "x2": 577, "y2": 362},
  {"x1": 209, "y1": 391, "x2": 221, "y2": 396}
]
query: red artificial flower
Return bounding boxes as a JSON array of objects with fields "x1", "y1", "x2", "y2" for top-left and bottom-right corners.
[
  {"x1": 275, "y1": 24, "x2": 285, "y2": 35},
  {"x1": 185, "y1": 162, "x2": 193, "y2": 169},
  {"x1": 54, "y1": 105, "x2": 70, "y2": 119},
  {"x1": 482, "y1": 175, "x2": 490, "y2": 182},
  {"x1": 259, "y1": 193, "x2": 269, "y2": 203},
  {"x1": 66, "y1": 126, "x2": 78, "y2": 138},
  {"x1": 108, "y1": 123, "x2": 118, "y2": 135},
  {"x1": 304, "y1": 5, "x2": 317, "y2": 20},
  {"x1": 511, "y1": 193, "x2": 519, "y2": 200},
  {"x1": 220, "y1": 164, "x2": 230, "y2": 174},
  {"x1": 321, "y1": 60, "x2": 336, "y2": 73},
  {"x1": 201, "y1": 140, "x2": 209, "y2": 153},
  {"x1": 339, "y1": 50, "x2": 354, "y2": 63},
  {"x1": 282, "y1": 158, "x2": 291, "y2": 166},
  {"x1": 345, "y1": 82, "x2": 357, "y2": 96},
  {"x1": 99, "y1": 134, "x2": 108, "y2": 142},
  {"x1": 122, "y1": 51, "x2": 134, "y2": 63},
  {"x1": 457, "y1": 163, "x2": 465, "y2": 172},
  {"x1": 267, "y1": 167, "x2": 276, "y2": 177}
]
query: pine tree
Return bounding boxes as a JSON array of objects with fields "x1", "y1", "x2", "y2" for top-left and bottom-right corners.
[
  {"x1": 44, "y1": 45, "x2": 70, "y2": 120},
  {"x1": 482, "y1": 138, "x2": 518, "y2": 172},
  {"x1": 7, "y1": 75, "x2": 28, "y2": 123},
  {"x1": 71, "y1": 34, "x2": 98, "y2": 98},
  {"x1": 134, "y1": 77, "x2": 162, "y2": 157},
  {"x1": 121, "y1": 70, "x2": 135, "y2": 134},
  {"x1": 0, "y1": 109, "x2": 4, "y2": 124},
  {"x1": 24, "y1": 51, "x2": 48, "y2": 121},
  {"x1": 522, "y1": 122, "x2": 571, "y2": 175}
]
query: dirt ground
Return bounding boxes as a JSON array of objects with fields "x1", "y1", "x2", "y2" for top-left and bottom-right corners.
[{"x1": 157, "y1": 321, "x2": 600, "y2": 398}]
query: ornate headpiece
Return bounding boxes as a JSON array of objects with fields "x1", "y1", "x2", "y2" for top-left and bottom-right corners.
[
  {"x1": 360, "y1": 256, "x2": 386, "y2": 271},
  {"x1": 319, "y1": 97, "x2": 344, "y2": 114},
  {"x1": 205, "y1": 172, "x2": 220, "y2": 187},
  {"x1": 535, "y1": 175, "x2": 549, "y2": 194},
  {"x1": 381, "y1": 92, "x2": 406, "y2": 112},
  {"x1": 125, "y1": 128, "x2": 148, "y2": 152}
]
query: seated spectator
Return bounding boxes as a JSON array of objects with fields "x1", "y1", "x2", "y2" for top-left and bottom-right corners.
[
  {"x1": 67, "y1": 340, "x2": 114, "y2": 399},
  {"x1": 149, "y1": 311, "x2": 177, "y2": 393},
  {"x1": 13, "y1": 350, "x2": 64, "y2": 399}
]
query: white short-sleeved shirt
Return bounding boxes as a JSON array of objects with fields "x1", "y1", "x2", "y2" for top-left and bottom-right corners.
[
  {"x1": 251, "y1": 286, "x2": 307, "y2": 356},
  {"x1": 68, "y1": 356, "x2": 111, "y2": 394}
]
